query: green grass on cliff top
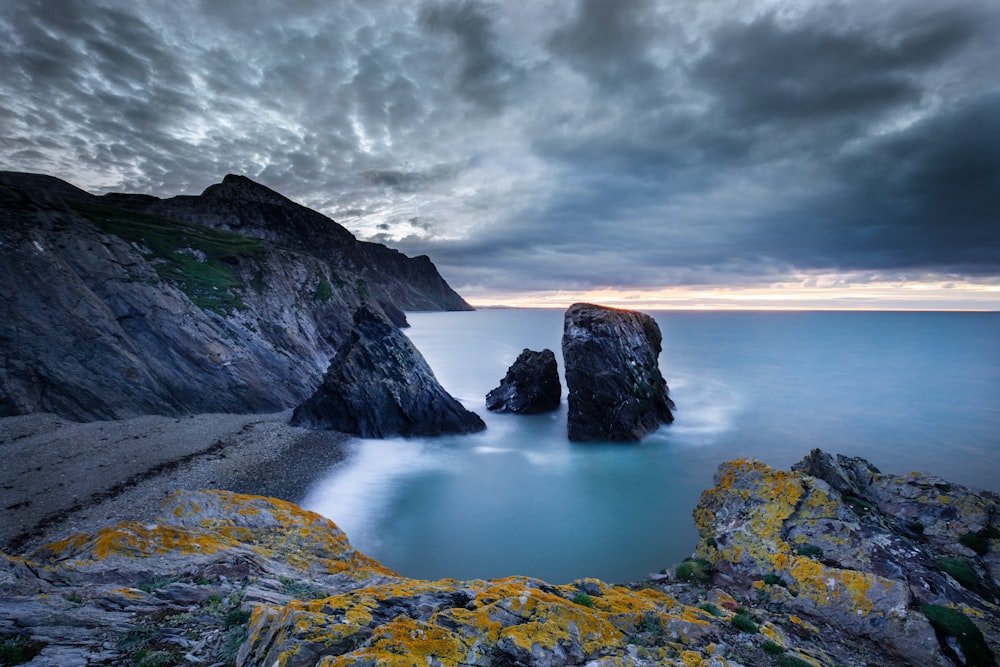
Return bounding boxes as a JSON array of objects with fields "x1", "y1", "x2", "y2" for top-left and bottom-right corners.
[{"x1": 71, "y1": 199, "x2": 264, "y2": 314}]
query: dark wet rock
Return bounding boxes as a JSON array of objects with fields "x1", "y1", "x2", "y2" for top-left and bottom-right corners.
[
  {"x1": 291, "y1": 306, "x2": 485, "y2": 437},
  {"x1": 561, "y1": 303, "x2": 674, "y2": 441},
  {"x1": 485, "y1": 348, "x2": 561, "y2": 414}
]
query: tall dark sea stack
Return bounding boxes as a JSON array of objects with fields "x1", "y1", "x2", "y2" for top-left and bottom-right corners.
[
  {"x1": 561, "y1": 303, "x2": 674, "y2": 441},
  {"x1": 291, "y1": 306, "x2": 485, "y2": 437}
]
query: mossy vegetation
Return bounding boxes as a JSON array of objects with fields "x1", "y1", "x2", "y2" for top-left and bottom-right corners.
[
  {"x1": 0, "y1": 636, "x2": 45, "y2": 666},
  {"x1": 731, "y1": 608, "x2": 759, "y2": 634},
  {"x1": 921, "y1": 605, "x2": 996, "y2": 667},
  {"x1": 960, "y1": 531, "x2": 990, "y2": 556},
  {"x1": 675, "y1": 558, "x2": 712, "y2": 584},
  {"x1": 570, "y1": 592, "x2": 594, "y2": 607},
  {"x1": 762, "y1": 573, "x2": 787, "y2": 588},
  {"x1": 762, "y1": 639, "x2": 785, "y2": 655},
  {"x1": 312, "y1": 275, "x2": 334, "y2": 302},
  {"x1": 937, "y1": 557, "x2": 981, "y2": 590},
  {"x1": 795, "y1": 544, "x2": 823, "y2": 559},
  {"x1": 70, "y1": 199, "x2": 265, "y2": 313}
]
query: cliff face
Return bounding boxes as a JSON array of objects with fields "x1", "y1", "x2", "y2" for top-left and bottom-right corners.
[
  {"x1": 0, "y1": 171, "x2": 469, "y2": 421},
  {"x1": 105, "y1": 174, "x2": 472, "y2": 314},
  {"x1": 2, "y1": 451, "x2": 995, "y2": 667}
]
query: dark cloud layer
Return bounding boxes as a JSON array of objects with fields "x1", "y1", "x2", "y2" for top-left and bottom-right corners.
[{"x1": 1, "y1": 0, "x2": 998, "y2": 302}]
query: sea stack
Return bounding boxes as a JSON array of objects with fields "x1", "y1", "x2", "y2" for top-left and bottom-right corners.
[
  {"x1": 291, "y1": 306, "x2": 485, "y2": 437},
  {"x1": 562, "y1": 303, "x2": 674, "y2": 441},
  {"x1": 485, "y1": 348, "x2": 561, "y2": 414}
]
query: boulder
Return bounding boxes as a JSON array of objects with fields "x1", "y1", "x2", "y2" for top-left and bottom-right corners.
[
  {"x1": 485, "y1": 348, "x2": 561, "y2": 414},
  {"x1": 561, "y1": 303, "x2": 674, "y2": 441},
  {"x1": 290, "y1": 306, "x2": 485, "y2": 437}
]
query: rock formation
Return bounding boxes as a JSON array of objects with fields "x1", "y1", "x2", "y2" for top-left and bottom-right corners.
[
  {"x1": 0, "y1": 171, "x2": 469, "y2": 421},
  {"x1": 290, "y1": 306, "x2": 485, "y2": 437},
  {"x1": 105, "y1": 174, "x2": 472, "y2": 314},
  {"x1": 562, "y1": 303, "x2": 674, "y2": 441},
  {"x1": 485, "y1": 348, "x2": 561, "y2": 414},
  {"x1": 2, "y1": 452, "x2": 995, "y2": 667},
  {"x1": 694, "y1": 450, "x2": 1000, "y2": 667}
]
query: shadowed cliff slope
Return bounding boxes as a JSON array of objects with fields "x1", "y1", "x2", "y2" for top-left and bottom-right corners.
[{"x1": 0, "y1": 171, "x2": 469, "y2": 421}]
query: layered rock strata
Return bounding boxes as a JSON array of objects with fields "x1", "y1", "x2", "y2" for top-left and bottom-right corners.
[
  {"x1": 0, "y1": 171, "x2": 469, "y2": 421},
  {"x1": 562, "y1": 303, "x2": 674, "y2": 441},
  {"x1": 290, "y1": 306, "x2": 485, "y2": 437},
  {"x1": 0, "y1": 451, "x2": 997, "y2": 667},
  {"x1": 485, "y1": 348, "x2": 561, "y2": 414}
]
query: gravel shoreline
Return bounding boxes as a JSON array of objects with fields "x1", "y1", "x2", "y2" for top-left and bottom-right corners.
[{"x1": 0, "y1": 411, "x2": 351, "y2": 555}]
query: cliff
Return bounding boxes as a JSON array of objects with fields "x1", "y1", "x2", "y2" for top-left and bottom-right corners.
[
  {"x1": 2, "y1": 450, "x2": 995, "y2": 666},
  {"x1": 0, "y1": 171, "x2": 469, "y2": 421}
]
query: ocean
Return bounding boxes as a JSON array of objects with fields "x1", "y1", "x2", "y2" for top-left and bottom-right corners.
[{"x1": 301, "y1": 309, "x2": 1000, "y2": 584}]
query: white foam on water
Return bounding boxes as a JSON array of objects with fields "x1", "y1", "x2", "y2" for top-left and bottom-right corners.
[
  {"x1": 662, "y1": 374, "x2": 744, "y2": 446},
  {"x1": 300, "y1": 438, "x2": 445, "y2": 551}
]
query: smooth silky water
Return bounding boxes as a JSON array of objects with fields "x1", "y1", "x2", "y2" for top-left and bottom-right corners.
[{"x1": 302, "y1": 309, "x2": 1000, "y2": 584}]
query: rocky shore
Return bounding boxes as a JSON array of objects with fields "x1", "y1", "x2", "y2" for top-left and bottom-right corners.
[
  {"x1": 1, "y1": 447, "x2": 996, "y2": 667},
  {"x1": 0, "y1": 411, "x2": 350, "y2": 555}
]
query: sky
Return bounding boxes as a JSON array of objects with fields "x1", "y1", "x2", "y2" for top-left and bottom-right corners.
[{"x1": 2, "y1": 0, "x2": 999, "y2": 309}]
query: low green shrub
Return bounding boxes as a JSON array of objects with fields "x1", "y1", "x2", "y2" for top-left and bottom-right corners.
[
  {"x1": 921, "y1": 605, "x2": 995, "y2": 667},
  {"x1": 937, "y1": 557, "x2": 980, "y2": 590},
  {"x1": 699, "y1": 602, "x2": 723, "y2": 617},
  {"x1": 762, "y1": 573, "x2": 787, "y2": 588},
  {"x1": 762, "y1": 639, "x2": 785, "y2": 655},
  {"x1": 795, "y1": 544, "x2": 823, "y2": 558},
  {"x1": 0, "y1": 636, "x2": 45, "y2": 666},
  {"x1": 960, "y1": 531, "x2": 990, "y2": 556},
  {"x1": 571, "y1": 592, "x2": 594, "y2": 608},
  {"x1": 731, "y1": 609, "x2": 758, "y2": 634},
  {"x1": 675, "y1": 558, "x2": 712, "y2": 584}
]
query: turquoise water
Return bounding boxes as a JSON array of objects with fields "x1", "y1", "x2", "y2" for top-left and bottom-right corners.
[{"x1": 301, "y1": 309, "x2": 1000, "y2": 584}]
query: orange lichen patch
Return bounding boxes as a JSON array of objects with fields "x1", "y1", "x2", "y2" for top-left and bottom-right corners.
[
  {"x1": 106, "y1": 587, "x2": 142, "y2": 599},
  {"x1": 92, "y1": 523, "x2": 231, "y2": 560},
  {"x1": 326, "y1": 616, "x2": 476, "y2": 667},
  {"x1": 787, "y1": 614, "x2": 819, "y2": 633},
  {"x1": 498, "y1": 592, "x2": 623, "y2": 658},
  {"x1": 33, "y1": 532, "x2": 90, "y2": 559}
]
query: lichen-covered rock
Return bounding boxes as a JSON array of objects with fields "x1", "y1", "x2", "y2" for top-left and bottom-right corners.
[
  {"x1": 562, "y1": 303, "x2": 674, "y2": 441},
  {"x1": 486, "y1": 348, "x2": 561, "y2": 414},
  {"x1": 2, "y1": 457, "x2": 996, "y2": 667},
  {"x1": 694, "y1": 451, "x2": 1000, "y2": 667},
  {"x1": 291, "y1": 306, "x2": 486, "y2": 437}
]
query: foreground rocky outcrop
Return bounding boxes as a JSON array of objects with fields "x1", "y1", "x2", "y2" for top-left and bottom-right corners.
[
  {"x1": 290, "y1": 306, "x2": 485, "y2": 437},
  {"x1": 0, "y1": 171, "x2": 469, "y2": 421},
  {"x1": 694, "y1": 450, "x2": 999, "y2": 667},
  {"x1": 562, "y1": 303, "x2": 674, "y2": 441},
  {"x1": 485, "y1": 348, "x2": 561, "y2": 414},
  {"x1": 2, "y1": 451, "x2": 994, "y2": 667}
]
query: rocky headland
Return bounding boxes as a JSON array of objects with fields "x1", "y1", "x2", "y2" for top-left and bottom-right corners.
[
  {"x1": 0, "y1": 171, "x2": 469, "y2": 422},
  {"x1": 562, "y1": 303, "x2": 675, "y2": 441},
  {"x1": 1, "y1": 449, "x2": 996, "y2": 667}
]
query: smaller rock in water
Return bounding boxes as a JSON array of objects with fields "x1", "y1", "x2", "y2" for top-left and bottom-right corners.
[
  {"x1": 291, "y1": 306, "x2": 485, "y2": 437},
  {"x1": 486, "y1": 348, "x2": 561, "y2": 414}
]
